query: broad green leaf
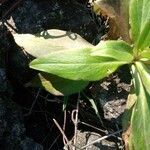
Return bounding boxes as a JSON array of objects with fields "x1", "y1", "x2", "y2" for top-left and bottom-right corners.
[
  {"x1": 135, "y1": 62, "x2": 150, "y2": 95},
  {"x1": 30, "y1": 48, "x2": 127, "y2": 81},
  {"x1": 28, "y1": 73, "x2": 88, "y2": 96},
  {"x1": 136, "y1": 21, "x2": 150, "y2": 50},
  {"x1": 13, "y1": 29, "x2": 93, "y2": 58},
  {"x1": 129, "y1": 65, "x2": 150, "y2": 150},
  {"x1": 130, "y1": 0, "x2": 150, "y2": 45},
  {"x1": 91, "y1": 40, "x2": 133, "y2": 62}
]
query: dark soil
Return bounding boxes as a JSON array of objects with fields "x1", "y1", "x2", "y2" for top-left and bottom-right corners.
[{"x1": 0, "y1": 0, "x2": 131, "y2": 150}]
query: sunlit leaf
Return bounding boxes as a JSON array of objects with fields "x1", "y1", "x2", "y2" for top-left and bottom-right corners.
[
  {"x1": 13, "y1": 29, "x2": 93, "y2": 58},
  {"x1": 130, "y1": 0, "x2": 150, "y2": 46},
  {"x1": 91, "y1": 40, "x2": 133, "y2": 62},
  {"x1": 136, "y1": 21, "x2": 150, "y2": 50},
  {"x1": 140, "y1": 48, "x2": 150, "y2": 59},
  {"x1": 29, "y1": 73, "x2": 88, "y2": 96},
  {"x1": 13, "y1": 29, "x2": 91, "y2": 95},
  {"x1": 30, "y1": 48, "x2": 127, "y2": 81},
  {"x1": 135, "y1": 62, "x2": 150, "y2": 95},
  {"x1": 129, "y1": 65, "x2": 150, "y2": 149}
]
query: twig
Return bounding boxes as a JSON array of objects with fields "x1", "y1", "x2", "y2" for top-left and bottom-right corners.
[
  {"x1": 79, "y1": 121, "x2": 108, "y2": 134},
  {"x1": 44, "y1": 112, "x2": 51, "y2": 130},
  {"x1": 37, "y1": 94, "x2": 61, "y2": 103},
  {"x1": 1, "y1": 0, "x2": 22, "y2": 20},
  {"x1": 24, "y1": 88, "x2": 41, "y2": 116},
  {"x1": 71, "y1": 92, "x2": 80, "y2": 150},
  {"x1": 53, "y1": 118, "x2": 72, "y2": 150},
  {"x1": 63, "y1": 110, "x2": 67, "y2": 145},
  {"x1": 63, "y1": 110, "x2": 67, "y2": 131},
  {"x1": 115, "y1": 124, "x2": 125, "y2": 150},
  {"x1": 41, "y1": 132, "x2": 51, "y2": 144},
  {"x1": 48, "y1": 134, "x2": 61, "y2": 150},
  {"x1": 81, "y1": 130, "x2": 123, "y2": 149}
]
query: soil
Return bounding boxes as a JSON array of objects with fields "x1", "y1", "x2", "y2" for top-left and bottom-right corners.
[{"x1": 0, "y1": 0, "x2": 131, "y2": 150}]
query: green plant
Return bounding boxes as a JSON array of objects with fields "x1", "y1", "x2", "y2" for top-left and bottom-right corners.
[
  {"x1": 13, "y1": 0, "x2": 150, "y2": 149},
  {"x1": 13, "y1": 30, "x2": 91, "y2": 96}
]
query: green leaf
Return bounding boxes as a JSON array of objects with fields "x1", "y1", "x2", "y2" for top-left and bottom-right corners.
[
  {"x1": 29, "y1": 73, "x2": 88, "y2": 96},
  {"x1": 129, "y1": 65, "x2": 150, "y2": 150},
  {"x1": 13, "y1": 29, "x2": 93, "y2": 58},
  {"x1": 140, "y1": 48, "x2": 150, "y2": 59},
  {"x1": 130, "y1": 0, "x2": 150, "y2": 45},
  {"x1": 63, "y1": 96, "x2": 69, "y2": 110},
  {"x1": 135, "y1": 62, "x2": 150, "y2": 95},
  {"x1": 91, "y1": 40, "x2": 133, "y2": 62},
  {"x1": 136, "y1": 21, "x2": 150, "y2": 50},
  {"x1": 82, "y1": 92, "x2": 102, "y2": 124},
  {"x1": 30, "y1": 48, "x2": 127, "y2": 81}
]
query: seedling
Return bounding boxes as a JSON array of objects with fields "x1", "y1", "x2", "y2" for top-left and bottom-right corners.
[{"x1": 13, "y1": 0, "x2": 150, "y2": 149}]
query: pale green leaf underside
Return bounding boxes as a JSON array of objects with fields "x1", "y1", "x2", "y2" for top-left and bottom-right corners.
[
  {"x1": 31, "y1": 73, "x2": 88, "y2": 96},
  {"x1": 91, "y1": 40, "x2": 133, "y2": 62},
  {"x1": 135, "y1": 62, "x2": 150, "y2": 95},
  {"x1": 13, "y1": 29, "x2": 93, "y2": 58},
  {"x1": 130, "y1": 65, "x2": 150, "y2": 150},
  {"x1": 30, "y1": 48, "x2": 127, "y2": 81},
  {"x1": 130, "y1": 0, "x2": 150, "y2": 45}
]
